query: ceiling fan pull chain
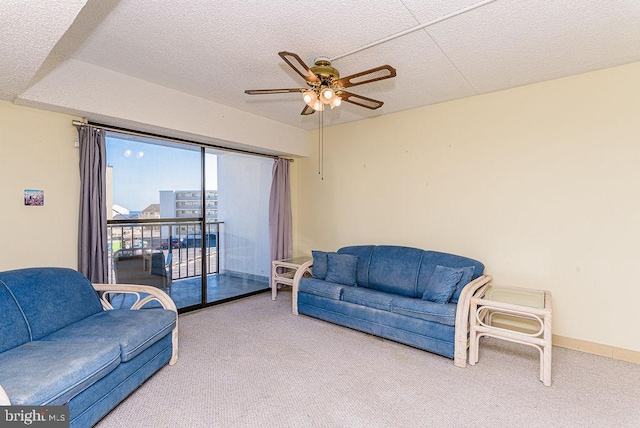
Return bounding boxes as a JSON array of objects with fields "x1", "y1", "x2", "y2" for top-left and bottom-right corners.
[
  {"x1": 319, "y1": 110, "x2": 324, "y2": 181},
  {"x1": 318, "y1": 111, "x2": 321, "y2": 177}
]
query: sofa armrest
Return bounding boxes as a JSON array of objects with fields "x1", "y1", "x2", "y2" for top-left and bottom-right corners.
[
  {"x1": 92, "y1": 283, "x2": 179, "y2": 365},
  {"x1": 291, "y1": 260, "x2": 313, "y2": 315},
  {"x1": 453, "y1": 274, "x2": 492, "y2": 368}
]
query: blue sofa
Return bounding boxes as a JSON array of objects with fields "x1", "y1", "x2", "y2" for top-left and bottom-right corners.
[
  {"x1": 292, "y1": 245, "x2": 491, "y2": 367},
  {"x1": 0, "y1": 267, "x2": 178, "y2": 427}
]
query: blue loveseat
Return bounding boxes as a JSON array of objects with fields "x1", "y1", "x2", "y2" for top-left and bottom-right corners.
[
  {"x1": 0, "y1": 267, "x2": 178, "y2": 427},
  {"x1": 292, "y1": 245, "x2": 491, "y2": 367}
]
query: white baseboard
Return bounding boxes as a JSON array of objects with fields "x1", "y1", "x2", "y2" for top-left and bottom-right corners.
[{"x1": 553, "y1": 335, "x2": 640, "y2": 364}]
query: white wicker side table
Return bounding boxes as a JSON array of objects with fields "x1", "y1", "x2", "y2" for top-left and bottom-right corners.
[
  {"x1": 271, "y1": 256, "x2": 312, "y2": 300},
  {"x1": 469, "y1": 284, "x2": 553, "y2": 386}
]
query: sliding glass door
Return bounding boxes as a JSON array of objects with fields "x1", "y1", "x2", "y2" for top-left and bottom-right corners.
[
  {"x1": 106, "y1": 133, "x2": 203, "y2": 310},
  {"x1": 207, "y1": 150, "x2": 272, "y2": 303},
  {"x1": 105, "y1": 132, "x2": 271, "y2": 312}
]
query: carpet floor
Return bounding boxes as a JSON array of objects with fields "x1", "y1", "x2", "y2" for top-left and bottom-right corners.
[{"x1": 96, "y1": 292, "x2": 640, "y2": 427}]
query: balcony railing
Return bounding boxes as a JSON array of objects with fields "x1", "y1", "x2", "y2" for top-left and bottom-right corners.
[{"x1": 107, "y1": 218, "x2": 222, "y2": 284}]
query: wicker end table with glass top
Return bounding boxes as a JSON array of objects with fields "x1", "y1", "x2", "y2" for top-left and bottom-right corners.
[{"x1": 469, "y1": 284, "x2": 553, "y2": 386}]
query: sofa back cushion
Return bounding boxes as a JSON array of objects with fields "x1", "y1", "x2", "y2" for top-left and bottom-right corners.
[
  {"x1": 325, "y1": 253, "x2": 358, "y2": 286},
  {"x1": 0, "y1": 282, "x2": 31, "y2": 353},
  {"x1": 421, "y1": 265, "x2": 464, "y2": 303},
  {"x1": 311, "y1": 250, "x2": 329, "y2": 280},
  {"x1": 337, "y1": 245, "x2": 375, "y2": 286},
  {"x1": 335, "y1": 246, "x2": 485, "y2": 300},
  {"x1": 449, "y1": 266, "x2": 476, "y2": 304},
  {"x1": 417, "y1": 251, "x2": 484, "y2": 299},
  {"x1": 0, "y1": 268, "x2": 104, "y2": 340},
  {"x1": 367, "y1": 246, "x2": 424, "y2": 297}
]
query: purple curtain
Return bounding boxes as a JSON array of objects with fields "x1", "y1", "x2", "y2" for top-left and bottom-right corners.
[
  {"x1": 77, "y1": 126, "x2": 108, "y2": 283},
  {"x1": 269, "y1": 159, "x2": 292, "y2": 264}
]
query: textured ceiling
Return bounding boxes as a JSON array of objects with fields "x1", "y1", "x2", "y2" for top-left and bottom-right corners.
[{"x1": 2, "y1": 0, "x2": 640, "y2": 131}]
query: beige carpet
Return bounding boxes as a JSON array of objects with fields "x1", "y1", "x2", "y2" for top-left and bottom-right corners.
[{"x1": 97, "y1": 292, "x2": 640, "y2": 428}]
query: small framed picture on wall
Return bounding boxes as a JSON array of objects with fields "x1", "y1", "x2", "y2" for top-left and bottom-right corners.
[{"x1": 24, "y1": 189, "x2": 44, "y2": 206}]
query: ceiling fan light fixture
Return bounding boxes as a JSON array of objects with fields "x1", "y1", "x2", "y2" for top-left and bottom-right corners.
[
  {"x1": 245, "y1": 51, "x2": 396, "y2": 116},
  {"x1": 320, "y1": 87, "x2": 334, "y2": 102},
  {"x1": 303, "y1": 89, "x2": 317, "y2": 105}
]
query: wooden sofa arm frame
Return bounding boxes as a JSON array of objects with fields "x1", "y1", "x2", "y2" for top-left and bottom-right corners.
[
  {"x1": 291, "y1": 260, "x2": 314, "y2": 316},
  {"x1": 292, "y1": 261, "x2": 491, "y2": 368},
  {"x1": 454, "y1": 274, "x2": 492, "y2": 368},
  {"x1": 92, "y1": 283, "x2": 179, "y2": 365}
]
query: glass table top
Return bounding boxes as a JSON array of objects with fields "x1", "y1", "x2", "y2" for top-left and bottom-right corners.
[
  {"x1": 276, "y1": 256, "x2": 313, "y2": 265},
  {"x1": 482, "y1": 285, "x2": 545, "y2": 309}
]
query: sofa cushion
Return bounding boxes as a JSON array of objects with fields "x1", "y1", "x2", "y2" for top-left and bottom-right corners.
[
  {"x1": 422, "y1": 265, "x2": 463, "y2": 304},
  {"x1": 298, "y1": 292, "x2": 456, "y2": 357},
  {"x1": 311, "y1": 250, "x2": 329, "y2": 279},
  {"x1": 449, "y1": 266, "x2": 476, "y2": 304},
  {"x1": 299, "y1": 278, "x2": 344, "y2": 300},
  {"x1": 0, "y1": 268, "x2": 104, "y2": 340},
  {"x1": 0, "y1": 340, "x2": 121, "y2": 405},
  {"x1": 391, "y1": 296, "x2": 458, "y2": 326},
  {"x1": 337, "y1": 245, "x2": 375, "y2": 286},
  {"x1": 325, "y1": 253, "x2": 358, "y2": 286},
  {"x1": 342, "y1": 287, "x2": 395, "y2": 312},
  {"x1": 417, "y1": 251, "x2": 484, "y2": 298},
  {"x1": 43, "y1": 308, "x2": 176, "y2": 363},
  {"x1": 0, "y1": 282, "x2": 31, "y2": 353},
  {"x1": 367, "y1": 246, "x2": 424, "y2": 297}
]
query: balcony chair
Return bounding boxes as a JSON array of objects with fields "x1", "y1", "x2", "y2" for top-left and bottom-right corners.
[{"x1": 113, "y1": 248, "x2": 172, "y2": 295}]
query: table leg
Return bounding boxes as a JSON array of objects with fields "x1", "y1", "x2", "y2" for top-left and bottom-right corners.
[
  {"x1": 271, "y1": 262, "x2": 281, "y2": 301},
  {"x1": 542, "y1": 309, "x2": 552, "y2": 386}
]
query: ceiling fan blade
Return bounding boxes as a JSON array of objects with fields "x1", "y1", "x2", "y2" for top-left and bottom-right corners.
[
  {"x1": 335, "y1": 65, "x2": 396, "y2": 88},
  {"x1": 244, "y1": 88, "x2": 306, "y2": 95},
  {"x1": 301, "y1": 105, "x2": 315, "y2": 116},
  {"x1": 278, "y1": 51, "x2": 320, "y2": 84},
  {"x1": 338, "y1": 91, "x2": 384, "y2": 110}
]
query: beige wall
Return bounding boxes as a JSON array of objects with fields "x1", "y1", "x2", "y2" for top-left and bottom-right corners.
[
  {"x1": 0, "y1": 101, "x2": 80, "y2": 270},
  {"x1": 294, "y1": 61, "x2": 640, "y2": 353},
  {"x1": 2, "y1": 59, "x2": 639, "y2": 353}
]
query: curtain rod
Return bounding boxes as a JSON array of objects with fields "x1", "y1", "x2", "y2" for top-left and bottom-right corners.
[{"x1": 72, "y1": 120, "x2": 293, "y2": 162}]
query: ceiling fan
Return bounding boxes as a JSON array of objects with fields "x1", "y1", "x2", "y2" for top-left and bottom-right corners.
[{"x1": 245, "y1": 51, "x2": 397, "y2": 115}]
